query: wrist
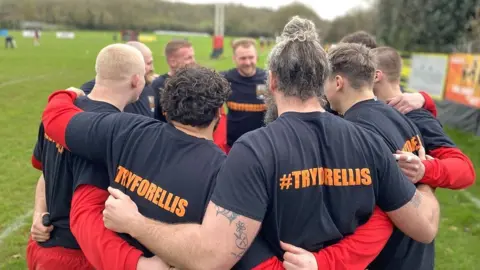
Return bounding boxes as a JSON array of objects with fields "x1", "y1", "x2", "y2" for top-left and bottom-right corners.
[
  {"x1": 128, "y1": 212, "x2": 147, "y2": 238},
  {"x1": 33, "y1": 211, "x2": 44, "y2": 219}
]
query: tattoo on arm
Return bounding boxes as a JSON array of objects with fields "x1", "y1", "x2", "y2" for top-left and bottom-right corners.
[
  {"x1": 231, "y1": 221, "x2": 248, "y2": 258},
  {"x1": 214, "y1": 207, "x2": 249, "y2": 259},
  {"x1": 215, "y1": 206, "x2": 238, "y2": 224},
  {"x1": 411, "y1": 192, "x2": 422, "y2": 208}
]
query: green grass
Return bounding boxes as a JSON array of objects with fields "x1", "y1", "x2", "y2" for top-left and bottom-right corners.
[{"x1": 0, "y1": 31, "x2": 479, "y2": 269}]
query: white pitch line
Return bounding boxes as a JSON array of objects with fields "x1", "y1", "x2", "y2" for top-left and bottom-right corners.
[
  {"x1": 461, "y1": 190, "x2": 480, "y2": 209},
  {"x1": 0, "y1": 209, "x2": 33, "y2": 244},
  {"x1": 0, "y1": 73, "x2": 55, "y2": 89}
]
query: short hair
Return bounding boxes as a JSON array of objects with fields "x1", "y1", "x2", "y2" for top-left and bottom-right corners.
[
  {"x1": 126, "y1": 41, "x2": 152, "y2": 56},
  {"x1": 95, "y1": 43, "x2": 145, "y2": 81},
  {"x1": 161, "y1": 66, "x2": 231, "y2": 128},
  {"x1": 165, "y1": 40, "x2": 192, "y2": 58},
  {"x1": 328, "y1": 43, "x2": 375, "y2": 89},
  {"x1": 267, "y1": 16, "x2": 329, "y2": 101},
  {"x1": 232, "y1": 38, "x2": 256, "y2": 53},
  {"x1": 371, "y1": 46, "x2": 402, "y2": 82},
  {"x1": 340, "y1": 31, "x2": 377, "y2": 49}
]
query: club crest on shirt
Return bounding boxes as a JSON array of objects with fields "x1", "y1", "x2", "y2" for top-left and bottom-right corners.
[
  {"x1": 256, "y1": 84, "x2": 267, "y2": 100},
  {"x1": 148, "y1": 96, "x2": 155, "y2": 112}
]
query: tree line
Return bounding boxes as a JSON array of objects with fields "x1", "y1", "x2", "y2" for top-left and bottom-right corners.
[{"x1": 0, "y1": 0, "x2": 478, "y2": 52}]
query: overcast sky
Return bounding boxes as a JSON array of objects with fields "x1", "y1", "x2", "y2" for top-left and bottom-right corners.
[{"x1": 168, "y1": 0, "x2": 370, "y2": 20}]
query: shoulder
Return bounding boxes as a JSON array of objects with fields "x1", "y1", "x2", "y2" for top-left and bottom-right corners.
[
  {"x1": 151, "y1": 74, "x2": 169, "y2": 88},
  {"x1": 406, "y1": 108, "x2": 435, "y2": 121},
  {"x1": 80, "y1": 79, "x2": 95, "y2": 93},
  {"x1": 220, "y1": 68, "x2": 236, "y2": 79},
  {"x1": 256, "y1": 68, "x2": 267, "y2": 77}
]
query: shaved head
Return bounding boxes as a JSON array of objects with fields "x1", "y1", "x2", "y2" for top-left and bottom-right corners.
[
  {"x1": 126, "y1": 41, "x2": 154, "y2": 81},
  {"x1": 126, "y1": 41, "x2": 152, "y2": 57},
  {"x1": 95, "y1": 43, "x2": 145, "y2": 82}
]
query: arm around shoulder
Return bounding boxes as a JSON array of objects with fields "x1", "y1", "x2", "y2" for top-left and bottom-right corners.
[{"x1": 385, "y1": 185, "x2": 439, "y2": 243}]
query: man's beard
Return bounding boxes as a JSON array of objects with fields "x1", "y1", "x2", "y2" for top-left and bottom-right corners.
[
  {"x1": 145, "y1": 70, "x2": 157, "y2": 85},
  {"x1": 263, "y1": 88, "x2": 278, "y2": 125}
]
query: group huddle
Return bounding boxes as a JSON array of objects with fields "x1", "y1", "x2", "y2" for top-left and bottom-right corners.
[{"x1": 26, "y1": 16, "x2": 475, "y2": 270}]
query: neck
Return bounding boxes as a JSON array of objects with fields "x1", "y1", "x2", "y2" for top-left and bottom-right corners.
[
  {"x1": 88, "y1": 85, "x2": 129, "y2": 111},
  {"x1": 337, "y1": 88, "x2": 375, "y2": 115},
  {"x1": 276, "y1": 94, "x2": 325, "y2": 116},
  {"x1": 171, "y1": 121, "x2": 214, "y2": 141},
  {"x1": 376, "y1": 82, "x2": 403, "y2": 102}
]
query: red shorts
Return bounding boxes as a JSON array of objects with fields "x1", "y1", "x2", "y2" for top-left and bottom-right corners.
[{"x1": 26, "y1": 237, "x2": 94, "y2": 270}]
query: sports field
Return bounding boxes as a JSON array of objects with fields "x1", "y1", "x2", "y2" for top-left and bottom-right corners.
[{"x1": 0, "y1": 31, "x2": 479, "y2": 269}]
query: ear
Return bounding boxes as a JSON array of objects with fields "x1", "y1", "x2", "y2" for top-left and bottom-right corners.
[
  {"x1": 374, "y1": 70, "x2": 383, "y2": 83},
  {"x1": 131, "y1": 74, "x2": 141, "y2": 88},
  {"x1": 335, "y1": 75, "x2": 344, "y2": 91},
  {"x1": 268, "y1": 70, "x2": 277, "y2": 93}
]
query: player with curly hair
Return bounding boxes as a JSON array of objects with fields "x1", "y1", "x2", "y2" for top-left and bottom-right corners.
[{"x1": 39, "y1": 65, "x2": 231, "y2": 269}]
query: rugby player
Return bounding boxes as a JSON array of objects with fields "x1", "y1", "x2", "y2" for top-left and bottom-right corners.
[
  {"x1": 324, "y1": 31, "x2": 377, "y2": 115},
  {"x1": 366, "y1": 46, "x2": 476, "y2": 270},
  {"x1": 40, "y1": 66, "x2": 230, "y2": 269},
  {"x1": 149, "y1": 40, "x2": 229, "y2": 152},
  {"x1": 98, "y1": 17, "x2": 439, "y2": 270},
  {"x1": 28, "y1": 44, "x2": 163, "y2": 270},
  {"x1": 223, "y1": 38, "x2": 267, "y2": 152},
  {"x1": 340, "y1": 30, "x2": 377, "y2": 49},
  {"x1": 80, "y1": 41, "x2": 156, "y2": 117},
  {"x1": 150, "y1": 40, "x2": 195, "y2": 122}
]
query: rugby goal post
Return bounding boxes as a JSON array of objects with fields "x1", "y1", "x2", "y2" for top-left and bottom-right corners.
[{"x1": 211, "y1": 3, "x2": 225, "y2": 59}]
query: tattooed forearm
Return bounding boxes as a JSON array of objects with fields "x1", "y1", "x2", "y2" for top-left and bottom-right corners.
[
  {"x1": 231, "y1": 221, "x2": 248, "y2": 258},
  {"x1": 411, "y1": 192, "x2": 422, "y2": 208},
  {"x1": 215, "y1": 206, "x2": 239, "y2": 224}
]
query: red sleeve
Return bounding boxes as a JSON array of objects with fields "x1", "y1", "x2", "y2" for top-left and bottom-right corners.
[
  {"x1": 41, "y1": 90, "x2": 83, "y2": 149},
  {"x1": 420, "y1": 147, "x2": 476, "y2": 189},
  {"x1": 31, "y1": 155, "x2": 42, "y2": 171},
  {"x1": 419, "y1": 91, "x2": 437, "y2": 117},
  {"x1": 313, "y1": 206, "x2": 393, "y2": 270},
  {"x1": 70, "y1": 185, "x2": 143, "y2": 270},
  {"x1": 213, "y1": 105, "x2": 228, "y2": 154},
  {"x1": 253, "y1": 207, "x2": 393, "y2": 270}
]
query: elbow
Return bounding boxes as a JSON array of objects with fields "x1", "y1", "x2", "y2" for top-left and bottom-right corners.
[
  {"x1": 465, "y1": 162, "x2": 476, "y2": 188},
  {"x1": 455, "y1": 159, "x2": 476, "y2": 190},
  {"x1": 416, "y1": 225, "x2": 438, "y2": 244}
]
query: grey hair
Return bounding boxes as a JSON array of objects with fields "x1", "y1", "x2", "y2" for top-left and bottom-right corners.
[{"x1": 266, "y1": 16, "x2": 330, "y2": 101}]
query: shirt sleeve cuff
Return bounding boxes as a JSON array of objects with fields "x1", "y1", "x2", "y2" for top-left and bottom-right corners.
[
  {"x1": 124, "y1": 248, "x2": 144, "y2": 270},
  {"x1": 419, "y1": 160, "x2": 435, "y2": 185}
]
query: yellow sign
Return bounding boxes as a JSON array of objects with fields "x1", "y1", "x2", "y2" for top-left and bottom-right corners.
[
  {"x1": 139, "y1": 35, "x2": 157, "y2": 43},
  {"x1": 444, "y1": 54, "x2": 480, "y2": 108}
]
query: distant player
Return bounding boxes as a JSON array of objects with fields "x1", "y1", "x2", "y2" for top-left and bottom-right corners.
[
  {"x1": 367, "y1": 46, "x2": 476, "y2": 270},
  {"x1": 33, "y1": 29, "x2": 40, "y2": 46},
  {"x1": 5, "y1": 35, "x2": 15, "y2": 49},
  {"x1": 40, "y1": 66, "x2": 230, "y2": 268},
  {"x1": 259, "y1": 36, "x2": 265, "y2": 52},
  {"x1": 80, "y1": 41, "x2": 156, "y2": 117},
  {"x1": 222, "y1": 38, "x2": 267, "y2": 152},
  {"x1": 27, "y1": 44, "x2": 163, "y2": 270},
  {"x1": 97, "y1": 17, "x2": 439, "y2": 270}
]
